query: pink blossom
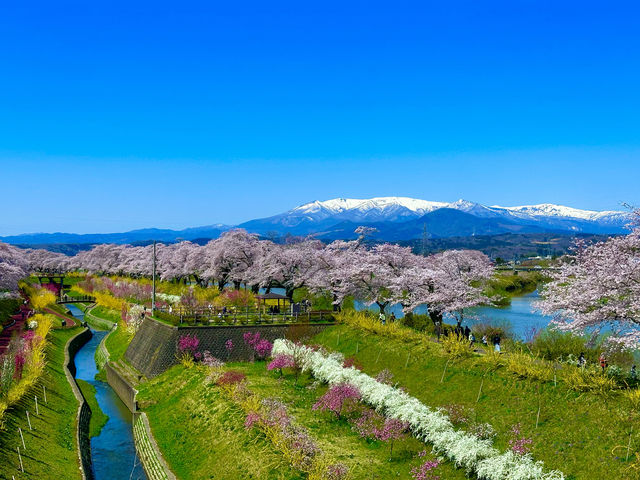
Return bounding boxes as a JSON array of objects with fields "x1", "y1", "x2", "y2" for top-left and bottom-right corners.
[
  {"x1": 267, "y1": 354, "x2": 295, "y2": 375},
  {"x1": 312, "y1": 383, "x2": 360, "y2": 419}
]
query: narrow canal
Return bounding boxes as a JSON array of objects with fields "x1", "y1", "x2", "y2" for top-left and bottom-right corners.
[{"x1": 67, "y1": 304, "x2": 147, "y2": 480}]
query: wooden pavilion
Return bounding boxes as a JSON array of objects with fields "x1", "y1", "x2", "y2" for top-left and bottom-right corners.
[{"x1": 255, "y1": 293, "x2": 291, "y2": 313}]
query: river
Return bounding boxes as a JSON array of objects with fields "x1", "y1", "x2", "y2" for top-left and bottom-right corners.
[
  {"x1": 67, "y1": 304, "x2": 147, "y2": 480},
  {"x1": 356, "y1": 290, "x2": 552, "y2": 341}
]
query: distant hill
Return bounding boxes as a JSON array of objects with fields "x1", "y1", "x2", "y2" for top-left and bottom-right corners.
[{"x1": 1, "y1": 196, "x2": 631, "y2": 247}]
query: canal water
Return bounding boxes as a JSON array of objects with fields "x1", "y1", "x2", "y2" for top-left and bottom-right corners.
[{"x1": 67, "y1": 304, "x2": 147, "y2": 480}]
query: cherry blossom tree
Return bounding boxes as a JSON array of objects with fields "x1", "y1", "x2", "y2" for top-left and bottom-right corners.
[
  {"x1": 538, "y1": 225, "x2": 640, "y2": 349},
  {"x1": 252, "y1": 239, "x2": 324, "y2": 298},
  {"x1": 409, "y1": 249, "x2": 494, "y2": 324},
  {"x1": 0, "y1": 242, "x2": 29, "y2": 290}
]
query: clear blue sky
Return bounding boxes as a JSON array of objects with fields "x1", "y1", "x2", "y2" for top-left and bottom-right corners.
[{"x1": 1, "y1": 1, "x2": 639, "y2": 235}]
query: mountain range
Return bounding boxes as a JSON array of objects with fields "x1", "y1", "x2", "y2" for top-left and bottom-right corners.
[{"x1": 1, "y1": 197, "x2": 632, "y2": 246}]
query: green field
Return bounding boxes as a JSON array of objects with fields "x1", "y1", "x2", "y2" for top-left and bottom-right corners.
[{"x1": 0, "y1": 328, "x2": 83, "y2": 480}]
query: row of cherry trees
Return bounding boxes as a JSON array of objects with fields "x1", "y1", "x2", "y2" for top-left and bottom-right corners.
[
  {"x1": 2, "y1": 230, "x2": 495, "y2": 320},
  {"x1": 538, "y1": 219, "x2": 640, "y2": 349},
  {"x1": 3, "y1": 217, "x2": 640, "y2": 345}
]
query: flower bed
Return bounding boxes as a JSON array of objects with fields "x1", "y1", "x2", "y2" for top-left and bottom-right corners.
[{"x1": 272, "y1": 339, "x2": 565, "y2": 480}]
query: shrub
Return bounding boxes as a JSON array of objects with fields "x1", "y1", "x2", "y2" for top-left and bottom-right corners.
[
  {"x1": 216, "y1": 370, "x2": 246, "y2": 387},
  {"x1": 440, "y1": 404, "x2": 470, "y2": 426},
  {"x1": 343, "y1": 356, "x2": 363, "y2": 371},
  {"x1": 411, "y1": 459, "x2": 440, "y2": 480},
  {"x1": 508, "y1": 423, "x2": 532, "y2": 455},
  {"x1": 472, "y1": 321, "x2": 514, "y2": 343},
  {"x1": 563, "y1": 366, "x2": 620, "y2": 396},
  {"x1": 268, "y1": 354, "x2": 295, "y2": 376},
  {"x1": 177, "y1": 334, "x2": 200, "y2": 356},
  {"x1": 532, "y1": 329, "x2": 595, "y2": 363},
  {"x1": 440, "y1": 332, "x2": 473, "y2": 359},
  {"x1": 504, "y1": 352, "x2": 554, "y2": 382},
  {"x1": 312, "y1": 383, "x2": 360, "y2": 419},
  {"x1": 31, "y1": 288, "x2": 57, "y2": 311}
]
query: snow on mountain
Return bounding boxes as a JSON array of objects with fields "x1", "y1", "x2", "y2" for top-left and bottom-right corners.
[
  {"x1": 493, "y1": 203, "x2": 626, "y2": 221},
  {"x1": 292, "y1": 197, "x2": 448, "y2": 217},
  {"x1": 241, "y1": 196, "x2": 632, "y2": 237},
  {"x1": 291, "y1": 197, "x2": 629, "y2": 224}
]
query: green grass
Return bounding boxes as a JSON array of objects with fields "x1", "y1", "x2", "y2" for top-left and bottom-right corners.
[
  {"x1": 137, "y1": 366, "x2": 302, "y2": 480},
  {"x1": 91, "y1": 306, "x2": 121, "y2": 324},
  {"x1": 88, "y1": 306, "x2": 131, "y2": 363},
  {"x1": 485, "y1": 271, "x2": 546, "y2": 306},
  {"x1": 0, "y1": 328, "x2": 83, "y2": 479},
  {"x1": 312, "y1": 324, "x2": 640, "y2": 480},
  {"x1": 136, "y1": 362, "x2": 464, "y2": 480},
  {"x1": 104, "y1": 322, "x2": 132, "y2": 363},
  {"x1": 83, "y1": 305, "x2": 115, "y2": 330},
  {"x1": 76, "y1": 379, "x2": 108, "y2": 438},
  {"x1": 227, "y1": 361, "x2": 465, "y2": 480},
  {"x1": 1, "y1": 296, "x2": 21, "y2": 330}
]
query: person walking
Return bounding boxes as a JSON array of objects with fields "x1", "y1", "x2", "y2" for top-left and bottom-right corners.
[
  {"x1": 578, "y1": 352, "x2": 586, "y2": 368},
  {"x1": 389, "y1": 312, "x2": 396, "y2": 323},
  {"x1": 493, "y1": 334, "x2": 501, "y2": 353},
  {"x1": 379, "y1": 311, "x2": 386, "y2": 325},
  {"x1": 599, "y1": 354, "x2": 607, "y2": 373},
  {"x1": 469, "y1": 332, "x2": 476, "y2": 346},
  {"x1": 631, "y1": 365, "x2": 637, "y2": 381}
]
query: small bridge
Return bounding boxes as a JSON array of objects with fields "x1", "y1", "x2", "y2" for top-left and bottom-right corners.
[{"x1": 57, "y1": 295, "x2": 96, "y2": 304}]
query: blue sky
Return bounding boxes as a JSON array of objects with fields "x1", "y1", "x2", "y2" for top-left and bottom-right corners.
[{"x1": 1, "y1": 1, "x2": 639, "y2": 235}]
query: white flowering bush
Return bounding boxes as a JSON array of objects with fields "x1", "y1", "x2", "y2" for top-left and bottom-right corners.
[
  {"x1": 28, "y1": 320, "x2": 38, "y2": 330},
  {"x1": 157, "y1": 292, "x2": 181, "y2": 304},
  {"x1": 273, "y1": 339, "x2": 565, "y2": 480}
]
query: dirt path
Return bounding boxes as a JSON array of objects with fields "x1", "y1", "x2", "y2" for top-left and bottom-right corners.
[{"x1": 42, "y1": 306, "x2": 78, "y2": 327}]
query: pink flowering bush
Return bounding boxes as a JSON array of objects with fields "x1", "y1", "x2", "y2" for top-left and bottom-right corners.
[
  {"x1": 312, "y1": 383, "x2": 360, "y2": 419},
  {"x1": 177, "y1": 334, "x2": 200, "y2": 355},
  {"x1": 508, "y1": 423, "x2": 533, "y2": 455},
  {"x1": 411, "y1": 458, "x2": 440, "y2": 480},
  {"x1": 325, "y1": 463, "x2": 349, "y2": 480},
  {"x1": 352, "y1": 408, "x2": 408, "y2": 459},
  {"x1": 243, "y1": 331, "x2": 273, "y2": 360},
  {"x1": 202, "y1": 351, "x2": 225, "y2": 368},
  {"x1": 254, "y1": 338, "x2": 273, "y2": 359},
  {"x1": 374, "y1": 368, "x2": 394, "y2": 385},
  {"x1": 267, "y1": 353, "x2": 295, "y2": 376}
]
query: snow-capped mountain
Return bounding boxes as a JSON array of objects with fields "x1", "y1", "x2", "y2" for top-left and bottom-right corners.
[
  {"x1": 1, "y1": 197, "x2": 632, "y2": 246},
  {"x1": 239, "y1": 197, "x2": 632, "y2": 238}
]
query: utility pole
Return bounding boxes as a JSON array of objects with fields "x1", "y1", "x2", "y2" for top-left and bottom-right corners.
[
  {"x1": 152, "y1": 240, "x2": 156, "y2": 313},
  {"x1": 421, "y1": 222, "x2": 428, "y2": 256}
]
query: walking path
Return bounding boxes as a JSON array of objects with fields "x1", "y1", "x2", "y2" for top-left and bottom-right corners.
[
  {"x1": 0, "y1": 305, "x2": 32, "y2": 354},
  {"x1": 43, "y1": 306, "x2": 78, "y2": 327}
]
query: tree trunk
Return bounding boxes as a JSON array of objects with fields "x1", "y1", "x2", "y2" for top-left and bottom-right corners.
[{"x1": 376, "y1": 302, "x2": 388, "y2": 313}]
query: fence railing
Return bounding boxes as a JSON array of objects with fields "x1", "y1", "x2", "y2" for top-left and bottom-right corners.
[
  {"x1": 153, "y1": 307, "x2": 336, "y2": 326},
  {"x1": 57, "y1": 295, "x2": 96, "y2": 304}
]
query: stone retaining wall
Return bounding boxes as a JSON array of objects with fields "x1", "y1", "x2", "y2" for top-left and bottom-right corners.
[
  {"x1": 106, "y1": 363, "x2": 138, "y2": 412},
  {"x1": 125, "y1": 317, "x2": 334, "y2": 378},
  {"x1": 133, "y1": 412, "x2": 176, "y2": 480},
  {"x1": 63, "y1": 328, "x2": 94, "y2": 480},
  {"x1": 95, "y1": 329, "x2": 112, "y2": 369}
]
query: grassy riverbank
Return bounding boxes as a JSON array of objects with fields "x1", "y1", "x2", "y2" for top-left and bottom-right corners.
[
  {"x1": 0, "y1": 328, "x2": 83, "y2": 479},
  {"x1": 137, "y1": 366, "x2": 302, "y2": 479},
  {"x1": 136, "y1": 319, "x2": 640, "y2": 480},
  {"x1": 485, "y1": 271, "x2": 546, "y2": 306},
  {"x1": 312, "y1": 323, "x2": 639, "y2": 480},
  {"x1": 77, "y1": 379, "x2": 109, "y2": 437}
]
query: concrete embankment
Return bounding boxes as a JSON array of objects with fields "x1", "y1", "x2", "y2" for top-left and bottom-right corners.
[{"x1": 63, "y1": 327, "x2": 94, "y2": 480}]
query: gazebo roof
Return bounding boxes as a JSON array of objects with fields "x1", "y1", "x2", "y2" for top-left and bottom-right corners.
[{"x1": 255, "y1": 293, "x2": 291, "y2": 300}]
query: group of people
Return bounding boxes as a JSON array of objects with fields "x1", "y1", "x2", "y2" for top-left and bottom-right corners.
[{"x1": 378, "y1": 312, "x2": 396, "y2": 325}]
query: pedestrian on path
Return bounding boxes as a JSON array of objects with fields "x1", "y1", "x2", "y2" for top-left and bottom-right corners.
[{"x1": 599, "y1": 354, "x2": 607, "y2": 373}]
